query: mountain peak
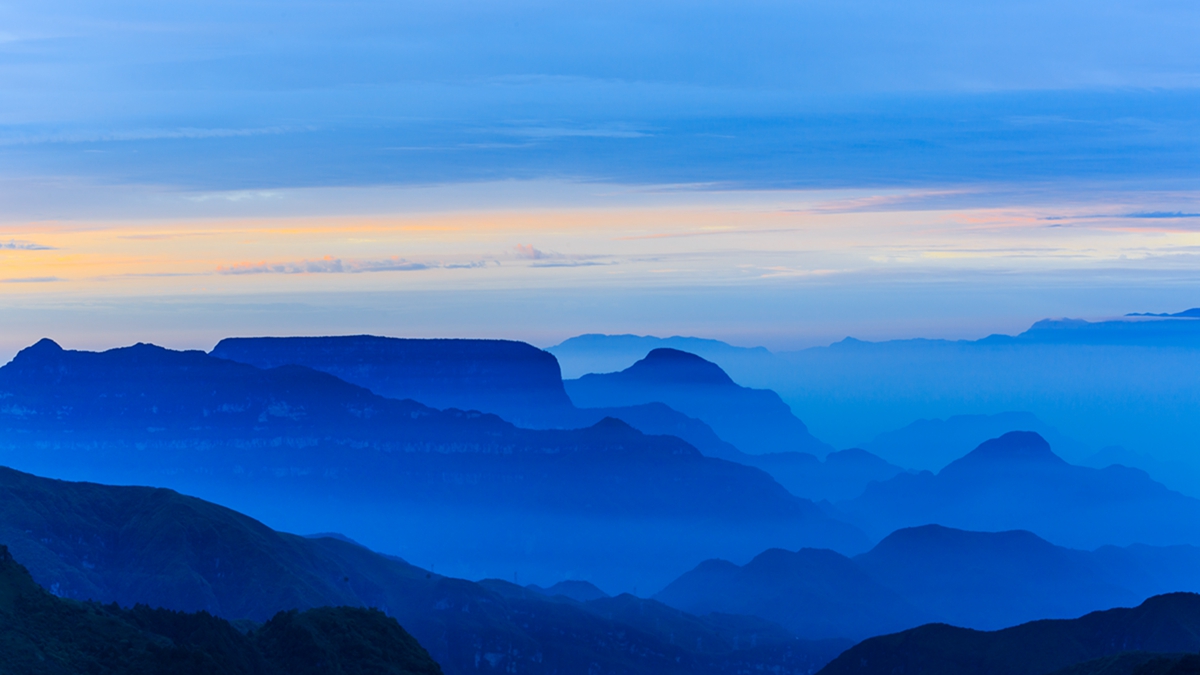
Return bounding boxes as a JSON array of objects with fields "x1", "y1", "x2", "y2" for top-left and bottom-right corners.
[
  {"x1": 622, "y1": 348, "x2": 735, "y2": 386},
  {"x1": 943, "y1": 431, "x2": 1067, "y2": 472},
  {"x1": 12, "y1": 338, "x2": 63, "y2": 363}
]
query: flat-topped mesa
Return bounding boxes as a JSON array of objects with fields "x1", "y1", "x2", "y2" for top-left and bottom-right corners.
[{"x1": 211, "y1": 335, "x2": 575, "y2": 426}]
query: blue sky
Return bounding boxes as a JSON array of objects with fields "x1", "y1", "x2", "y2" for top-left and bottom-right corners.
[{"x1": 1, "y1": 0, "x2": 1198, "y2": 358}]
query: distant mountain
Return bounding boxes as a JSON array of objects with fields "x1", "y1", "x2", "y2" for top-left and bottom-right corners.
[
  {"x1": 212, "y1": 335, "x2": 869, "y2": 496},
  {"x1": 860, "y1": 412, "x2": 1093, "y2": 470},
  {"x1": 837, "y1": 432, "x2": 1200, "y2": 549},
  {"x1": 854, "y1": 525, "x2": 1138, "y2": 630},
  {"x1": 0, "y1": 543, "x2": 442, "y2": 675},
  {"x1": 1128, "y1": 308, "x2": 1200, "y2": 318},
  {"x1": 547, "y1": 334, "x2": 778, "y2": 381},
  {"x1": 655, "y1": 524, "x2": 1200, "y2": 641},
  {"x1": 1001, "y1": 315, "x2": 1200, "y2": 346},
  {"x1": 566, "y1": 348, "x2": 832, "y2": 456},
  {"x1": 0, "y1": 466, "x2": 847, "y2": 675},
  {"x1": 212, "y1": 335, "x2": 577, "y2": 428},
  {"x1": 526, "y1": 580, "x2": 609, "y2": 602},
  {"x1": 0, "y1": 339, "x2": 867, "y2": 591},
  {"x1": 211, "y1": 335, "x2": 756, "y2": 462},
  {"x1": 766, "y1": 319, "x2": 1200, "y2": 482},
  {"x1": 654, "y1": 547, "x2": 926, "y2": 640},
  {"x1": 817, "y1": 593, "x2": 1200, "y2": 675}
]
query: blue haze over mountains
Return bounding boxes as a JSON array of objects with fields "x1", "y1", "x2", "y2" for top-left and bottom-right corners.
[
  {"x1": 1, "y1": 311, "x2": 1200, "y2": 673},
  {"x1": 550, "y1": 313, "x2": 1200, "y2": 496}
]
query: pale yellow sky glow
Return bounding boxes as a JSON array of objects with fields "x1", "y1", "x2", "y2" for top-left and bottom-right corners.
[
  {"x1": 2, "y1": 180, "x2": 1199, "y2": 360},
  {"x1": 3, "y1": 183, "x2": 1198, "y2": 296}
]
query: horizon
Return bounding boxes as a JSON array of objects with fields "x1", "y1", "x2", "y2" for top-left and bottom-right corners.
[{"x1": 3, "y1": 2, "x2": 1199, "y2": 354}]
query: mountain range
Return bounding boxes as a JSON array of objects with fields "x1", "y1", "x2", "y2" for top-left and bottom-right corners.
[
  {"x1": 836, "y1": 432, "x2": 1200, "y2": 549},
  {"x1": 0, "y1": 339, "x2": 866, "y2": 590},
  {"x1": 548, "y1": 317, "x2": 1200, "y2": 495},
  {"x1": 213, "y1": 335, "x2": 783, "y2": 464},
  {"x1": 565, "y1": 348, "x2": 831, "y2": 456},
  {"x1": 214, "y1": 336, "x2": 908, "y2": 502},
  {"x1": 0, "y1": 465, "x2": 849, "y2": 675},
  {"x1": 655, "y1": 523, "x2": 1200, "y2": 639}
]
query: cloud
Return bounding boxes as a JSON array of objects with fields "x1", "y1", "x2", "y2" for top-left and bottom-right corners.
[
  {"x1": 1125, "y1": 211, "x2": 1200, "y2": 219},
  {"x1": 0, "y1": 127, "x2": 310, "y2": 147},
  {"x1": 530, "y1": 261, "x2": 614, "y2": 268},
  {"x1": 513, "y1": 244, "x2": 613, "y2": 267},
  {"x1": 217, "y1": 256, "x2": 490, "y2": 275},
  {"x1": 514, "y1": 244, "x2": 549, "y2": 260},
  {"x1": 1, "y1": 276, "x2": 62, "y2": 283},
  {"x1": 0, "y1": 239, "x2": 55, "y2": 250}
]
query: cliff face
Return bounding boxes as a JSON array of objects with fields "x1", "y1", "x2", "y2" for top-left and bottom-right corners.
[{"x1": 212, "y1": 335, "x2": 576, "y2": 427}]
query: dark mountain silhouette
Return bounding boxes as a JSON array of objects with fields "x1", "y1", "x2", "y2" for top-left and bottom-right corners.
[
  {"x1": 817, "y1": 593, "x2": 1200, "y2": 675},
  {"x1": 860, "y1": 412, "x2": 1093, "y2": 471},
  {"x1": 655, "y1": 524, "x2": 1200, "y2": 641},
  {"x1": 837, "y1": 432, "x2": 1200, "y2": 549},
  {"x1": 654, "y1": 547, "x2": 926, "y2": 640},
  {"x1": 211, "y1": 335, "x2": 756, "y2": 462},
  {"x1": 0, "y1": 340, "x2": 867, "y2": 590},
  {"x1": 211, "y1": 335, "x2": 577, "y2": 428},
  {"x1": 0, "y1": 466, "x2": 849, "y2": 675},
  {"x1": 565, "y1": 348, "x2": 832, "y2": 456},
  {"x1": 1049, "y1": 652, "x2": 1200, "y2": 675},
  {"x1": 526, "y1": 580, "x2": 609, "y2": 602},
  {"x1": 0, "y1": 543, "x2": 442, "y2": 675}
]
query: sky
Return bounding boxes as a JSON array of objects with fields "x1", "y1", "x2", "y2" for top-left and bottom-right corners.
[{"x1": 2, "y1": 0, "x2": 1199, "y2": 360}]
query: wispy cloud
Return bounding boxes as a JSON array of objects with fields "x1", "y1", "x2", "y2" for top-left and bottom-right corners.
[
  {"x1": 514, "y1": 244, "x2": 550, "y2": 260},
  {"x1": 0, "y1": 239, "x2": 55, "y2": 250},
  {"x1": 217, "y1": 256, "x2": 490, "y2": 275},
  {"x1": 1125, "y1": 211, "x2": 1200, "y2": 219},
  {"x1": 1, "y1": 276, "x2": 62, "y2": 283},
  {"x1": 530, "y1": 260, "x2": 613, "y2": 268},
  {"x1": 513, "y1": 244, "x2": 611, "y2": 267},
  {"x1": 506, "y1": 126, "x2": 649, "y2": 140},
  {"x1": 0, "y1": 126, "x2": 310, "y2": 147}
]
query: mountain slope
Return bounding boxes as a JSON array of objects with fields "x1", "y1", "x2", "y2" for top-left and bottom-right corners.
[
  {"x1": 0, "y1": 339, "x2": 866, "y2": 590},
  {"x1": 837, "y1": 432, "x2": 1200, "y2": 549},
  {"x1": 0, "y1": 542, "x2": 442, "y2": 675},
  {"x1": 654, "y1": 547, "x2": 926, "y2": 640},
  {"x1": 0, "y1": 466, "x2": 848, "y2": 675},
  {"x1": 817, "y1": 593, "x2": 1200, "y2": 675},
  {"x1": 654, "y1": 525, "x2": 1200, "y2": 641},
  {"x1": 566, "y1": 348, "x2": 831, "y2": 456},
  {"x1": 854, "y1": 525, "x2": 1139, "y2": 630},
  {"x1": 860, "y1": 412, "x2": 1092, "y2": 471},
  {"x1": 212, "y1": 335, "x2": 752, "y2": 463}
]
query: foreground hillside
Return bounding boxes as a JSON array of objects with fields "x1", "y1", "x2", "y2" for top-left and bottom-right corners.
[
  {"x1": 0, "y1": 339, "x2": 865, "y2": 589},
  {"x1": 0, "y1": 466, "x2": 850, "y2": 675},
  {"x1": 0, "y1": 543, "x2": 442, "y2": 675},
  {"x1": 817, "y1": 593, "x2": 1200, "y2": 675}
]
